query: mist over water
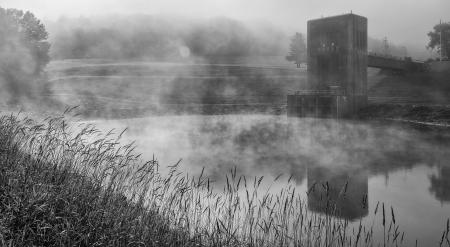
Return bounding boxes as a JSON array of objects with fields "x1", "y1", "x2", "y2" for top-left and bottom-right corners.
[
  {"x1": 87, "y1": 115, "x2": 450, "y2": 183},
  {"x1": 84, "y1": 114, "x2": 450, "y2": 244},
  {"x1": 45, "y1": 60, "x2": 305, "y2": 119},
  {"x1": 0, "y1": 11, "x2": 434, "y2": 115}
]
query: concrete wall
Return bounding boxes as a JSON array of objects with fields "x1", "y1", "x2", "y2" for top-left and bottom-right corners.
[
  {"x1": 287, "y1": 94, "x2": 367, "y2": 118},
  {"x1": 429, "y1": 61, "x2": 450, "y2": 72},
  {"x1": 287, "y1": 94, "x2": 341, "y2": 118}
]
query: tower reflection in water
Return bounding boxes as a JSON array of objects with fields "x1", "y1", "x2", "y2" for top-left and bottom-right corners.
[
  {"x1": 429, "y1": 165, "x2": 450, "y2": 203},
  {"x1": 307, "y1": 165, "x2": 369, "y2": 221}
]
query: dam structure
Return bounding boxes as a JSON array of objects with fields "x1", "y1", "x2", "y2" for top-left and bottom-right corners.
[{"x1": 288, "y1": 13, "x2": 368, "y2": 118}]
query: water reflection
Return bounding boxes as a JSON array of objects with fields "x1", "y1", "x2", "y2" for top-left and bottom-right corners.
[
  {"x1": 307, "y1": 165, "x2": 369, "y2": 221},
  {"x1": 85, "y1": 115, "x2": 450, "y2": 245},
  {"x1": 429, "y1": 166, "x2": 450, "y2": 203}
]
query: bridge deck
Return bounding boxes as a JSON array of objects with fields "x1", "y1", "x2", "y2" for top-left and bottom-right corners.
[{"x1": 368, "y1": 53, "x2": 425, "y2": 71}]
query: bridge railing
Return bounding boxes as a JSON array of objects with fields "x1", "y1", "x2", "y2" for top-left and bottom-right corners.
[{"x1": 292, "y1": 89, "x2": 345, "y2": 96}]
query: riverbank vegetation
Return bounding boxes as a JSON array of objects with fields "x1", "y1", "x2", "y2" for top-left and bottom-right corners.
[
  {"x1": 3, "y1": 112, "x2": 446, "y2": 246},
  {"x1": 0, "y1": 112, "x2": 195, "y2": 246}
]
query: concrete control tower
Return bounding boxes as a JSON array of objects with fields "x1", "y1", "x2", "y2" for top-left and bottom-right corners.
[{"x1": 288, "y1": 13, "x2": 368, "y2": 118}]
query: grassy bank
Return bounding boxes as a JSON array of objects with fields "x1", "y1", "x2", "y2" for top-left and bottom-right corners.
[
  {"x1": 0, "y1": 113, "x2": 195, "y2": 246},
  {"x1": 1, "y1": 112, "x2": 447, "y2": 246}
]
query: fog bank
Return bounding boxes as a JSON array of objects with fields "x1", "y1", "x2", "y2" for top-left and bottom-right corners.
[{"x1": 46, "y1": 15, "x2": 290, "y2": 62}]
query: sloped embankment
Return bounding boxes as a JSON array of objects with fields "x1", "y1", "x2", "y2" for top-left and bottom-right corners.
[
  {"x1": 368, "y1": 70, "x2": 450, "y2": 105},
  {"x1": 359, "y1": 104, "x2": 450, "y2": 127},
  {"x1": 0, "y1": 114, "x2": 195, "y2": 246},
  {"x1": 363, "y1": 69, "x2": 450, "y2": 126}
]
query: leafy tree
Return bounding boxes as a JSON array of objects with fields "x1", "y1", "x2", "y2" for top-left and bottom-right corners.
[
  {"x1": 286, "y1": 32, "x2": 306, "y2": 68},
  {"x1": 427, "y1": 22, "x2": 450, "y2": 60},
  {"x1": 1, "y1": 8, "x2": 50, "y2": 74},
  {"x1": 0, "y1": 7, "x2": 50, "y2": 105}
]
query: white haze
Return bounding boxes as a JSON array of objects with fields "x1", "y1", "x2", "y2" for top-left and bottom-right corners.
[{"x1": 2, "y1": 0, "x2": 449, "y2": 59}]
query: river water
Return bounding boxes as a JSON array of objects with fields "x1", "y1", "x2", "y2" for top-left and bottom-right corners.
[{"x1": 87, "y1": 114, "x2": 450, "y2": 245}]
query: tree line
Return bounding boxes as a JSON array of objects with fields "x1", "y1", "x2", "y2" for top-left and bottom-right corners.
[{"x1": 46, "y1": 16, "x2": 289, "y2": 61}]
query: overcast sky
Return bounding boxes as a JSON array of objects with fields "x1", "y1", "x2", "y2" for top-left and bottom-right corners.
[{"x1": 1, "y1": 0, "x2": 449, "y2": 53}]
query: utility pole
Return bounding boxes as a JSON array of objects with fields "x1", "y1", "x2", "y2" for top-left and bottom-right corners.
[
  {"x1": 440, "y1": 19, "x2": 443, "y2": 61},
  {"x1": 383, "y1": 37, "x2": 389, "y2": 56}
]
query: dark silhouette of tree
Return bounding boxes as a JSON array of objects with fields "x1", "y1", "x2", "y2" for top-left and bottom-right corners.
[
  {"x1": 286, "y1": 32, "x2": 306, "y2": 68},
  {"x1": 427, "y1": 22, "x2": 450, "y2": 60}
]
